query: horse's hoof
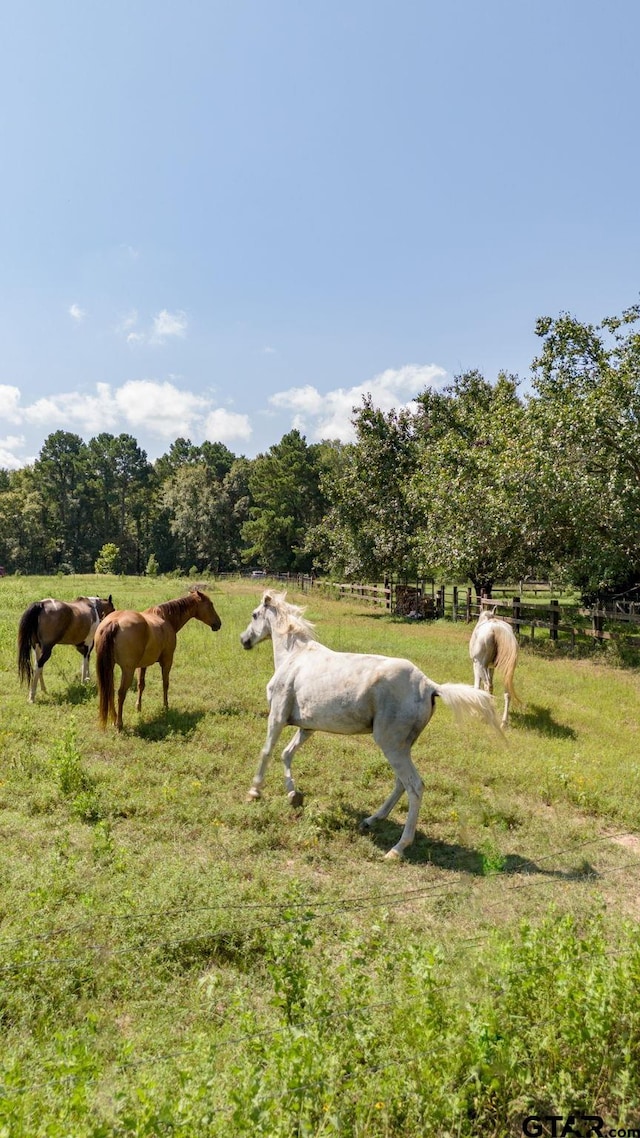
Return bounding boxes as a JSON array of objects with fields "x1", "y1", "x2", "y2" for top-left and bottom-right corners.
[
  {"x1": 384, "y1": 848, "x2": 403, "y2": 861},
  {"x1": 247, "y1": 787, "x2": 261, "y2": 801},
  {"x1": 359, "y1": 818, "x2": 373, "y2": 833},
  {"x1": 288, "y1": 789, "x2": 304, "y2": 807}
]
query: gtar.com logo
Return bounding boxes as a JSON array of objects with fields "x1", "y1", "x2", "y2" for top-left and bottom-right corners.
[{"x1": 522, "y1": 1116, "x2": 640, "y2": 1138}]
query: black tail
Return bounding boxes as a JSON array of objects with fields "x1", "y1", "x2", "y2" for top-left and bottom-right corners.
[
  {"x1": 96, "y1": 622, "x2": 118, "y2": 728},
  {"x1": 17, "y1": 603, "x2": 43, "y2": 686}
]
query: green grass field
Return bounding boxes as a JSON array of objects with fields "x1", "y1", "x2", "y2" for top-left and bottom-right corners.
[{"x1": 1, "y1": 574, "x2": 639, "y2": 1136}]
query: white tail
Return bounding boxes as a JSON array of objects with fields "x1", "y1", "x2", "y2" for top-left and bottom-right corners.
[{"x1": 434, "y1": 682, "x2": 502, "y2": 733}]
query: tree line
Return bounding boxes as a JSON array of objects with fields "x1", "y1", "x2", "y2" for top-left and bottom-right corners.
[{"x1": 1, "y1": 305, "x2": 639, "y2": 601}]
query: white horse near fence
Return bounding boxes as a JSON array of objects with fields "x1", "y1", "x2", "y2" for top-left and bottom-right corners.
[
  {"x1": 469, "y1": 608, "x2": 520, "y2": 728},
  {"x1": 240, "y1": 592, "x2": 500, "y2": 860}
]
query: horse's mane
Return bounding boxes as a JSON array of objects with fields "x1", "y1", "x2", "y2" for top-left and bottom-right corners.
[
  {"x1": 152, "y1": 592, "x2": 203, "y2": 620},
  {"x1": 266, "y1": 591, "x2": 317, "y2": 640}
]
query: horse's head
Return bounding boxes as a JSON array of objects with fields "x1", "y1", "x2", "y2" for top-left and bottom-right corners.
[
  {"x1": 192, "y1": 588, "x2": 222, "y2": 632},
  {"x1": 240, "y1": 593, "x2": 277, "y2": 650},
  {"x1": 241, "y1": 592, "x2": 314, "y2": 650},
  {"x1": 478, "y1": 604, "x2": 498, "y2": 624},
  {"x1": 99, "y1": 595, "x2": 115, "y2": 618},
  {"x1": 85, "y1": 595, "x2": 115, "y2": 619}
]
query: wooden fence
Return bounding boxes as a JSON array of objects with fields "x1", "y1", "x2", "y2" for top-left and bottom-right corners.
[{"x1": 261, "y1": 573, "x2": 640, "y2": 649}]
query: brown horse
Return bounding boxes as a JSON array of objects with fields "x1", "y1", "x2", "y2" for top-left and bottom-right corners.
[
  {"x1": 18, "y1": 595, "x2": 115, "y2": 703},
  {"x1": 95, "y1": 588, "x2": 222, "y2": 730}
]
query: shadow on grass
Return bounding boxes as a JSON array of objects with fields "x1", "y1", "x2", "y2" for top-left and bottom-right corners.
[
  {"x1": 135, "y1": 708, "x2": 206, "y2": 741},
  {"x1": 318, "y1": 801, "x2": 596, "y2": 878},
  {"x1": 402, "y1": 834, "x2": 596, "y2": 878},
  {"x1": 512, "y1": 703, "x2": 577, "y2": 739}
]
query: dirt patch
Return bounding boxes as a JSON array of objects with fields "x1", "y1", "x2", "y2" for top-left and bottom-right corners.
[{"x1": 603, "y1": 828, "x2": 640, "y2": 855}]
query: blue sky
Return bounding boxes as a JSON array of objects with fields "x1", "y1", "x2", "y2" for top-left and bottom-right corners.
[{"x1": 1, "y1": 0, "x2": 638, "y2": 469}]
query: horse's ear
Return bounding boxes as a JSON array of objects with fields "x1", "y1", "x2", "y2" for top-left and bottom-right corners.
[
  {"x1": 262, "y1": 591, "x2": 273, "y2": 605},
  {"x1": 108, "y1": 595, "x2": 113, "y2": 604}
]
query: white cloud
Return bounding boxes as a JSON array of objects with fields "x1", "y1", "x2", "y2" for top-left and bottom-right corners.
[
  {"x1": 69, "y1": 303, "x2": 85, "y2": 322},
  {"x1": 118, "y1": 308, "x2": 188, "y2": 346},
  {"x1": 203, "y1": 408, "x2": 252, "y2": 444},
  {"x1": 269, "y1": 364, "x2": 447, "y2": 441},
  {"x1": 1, "y1": 379, "x2": 210, "y2": 440},
  {"x1": 23, "y1": 382, "x2": 117, "y2": 433},
  {"x1": 0, "y1": 385, "x2": 23, "y2": 424},
  {"x1": 151, "y1": 309, "x2": 188, "y2": 342},
  {"x1": 0, "y1": 434, "x2": 26, "y2": 470},
  {"x1": 114, "y1": 379, "x2": 208, "y2": 437}
]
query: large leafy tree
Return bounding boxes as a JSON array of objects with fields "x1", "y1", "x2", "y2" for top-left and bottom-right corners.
[
  {"x1": 242, "y1": 430, "x2": 326, "y2": 572},
  {"x1": 410, "y1": 371, "x2": 536, "y2": 597},
  {"x1": 85, "y1": 434, "x2": 152, "y2": 573},
  {"x1": 530, "y1": 304, "x2": 640, "y2": 598},
  {"x1": 32, "y1": 431, "x2": 91, "y2": 570},
  {"x1": 316, "y1": 399, "x2": 420, "y2": 579},
  {"x1": 161, "y1": 455, "x2": 250, "y2": 572},
  {"x1": 0, "y1": 467, "x2": 49, "y2": 573}
]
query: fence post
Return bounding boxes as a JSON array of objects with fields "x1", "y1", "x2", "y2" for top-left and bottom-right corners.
[
  {"x1": 512, "y1": 596, "x2": 522, "y2": 636},
  {"x1": 550, "y1": 598, "x2": 559, "y2": 641},
  {"x1": 466, "y1": 588, "x2": 472, "y2": 622},
  {"x1": 592, "y1": 606, "x2": 604, "y2": 642},
  {"x1": 437, "y1": 585, "x2": 445, "y2": 617},
  {"x1": 384, "y1": 576, "x2": 391, "y2": 611},
  {"x1": 452, "y1": 585, "x2": 458, "y2": 623}
]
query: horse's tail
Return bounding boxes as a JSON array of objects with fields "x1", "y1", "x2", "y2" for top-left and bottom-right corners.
[
  {"x1": 96, "y1": 621, "x2": 118, "y2": 728},
  {"x1": 491, "y1": 622, "x2": 521, "y2": 705},
  {"x1": 17, "y1": 602, "x2": 42, "y2": 685},
  {"x1": 433, "y1": 682, "x2": 503, "y2": 735}
]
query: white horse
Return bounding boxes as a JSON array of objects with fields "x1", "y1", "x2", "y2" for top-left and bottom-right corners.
[
  {"x1": 469, "y1": 608, "x2": 520, "y2": 728},
  {"x1": 240, "y1": 592, "x2": 500, "y2": 860}
]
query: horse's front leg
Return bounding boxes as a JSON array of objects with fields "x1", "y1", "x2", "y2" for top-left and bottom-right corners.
[
  {"x1": 280, "y1": 729, "x2": 311, "y2": 806},
  {"x1": 159, "y1": 654, "x2": 172, "y2": 711},
  {"x1": 247, "y1": 710, "x2": 286, "y2": 801},
  {"x1": 136, "y1": 668, "x2": 146, "y2": 713}
]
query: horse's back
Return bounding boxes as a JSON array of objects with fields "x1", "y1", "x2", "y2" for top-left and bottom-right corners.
[
  {"x1": 275, "y1": 644, "x2": 429, "y2": 735},
  {"x1": 97, "y1": 608, "x2": 173, "y2": 667}
]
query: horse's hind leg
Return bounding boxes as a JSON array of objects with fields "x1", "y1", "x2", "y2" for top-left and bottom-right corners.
[
  {"x1": 501, "y1": 691, "x2": 510, "y2": 729},
  {"x1": 136, "y1": 668, "x2": 146, "y2": 713},
  {"x1": 30, "y1": 645, "x2": 51, "y2": 702},
  {"x1": 280, "y1": 728, "x2": 311, "y2": 806},
  {"x1": 116, "y1": 666, "x2": 134, "y2": 731},
  {"x1": 361, "y1": 776, "x2": 405, "y2": 832},
  {"x1": 386, "y1": 753, "x2": 423, "y2": 860},
  {"x1": 472, "y1": 659, "x2": 492, "y2": 693},
  {"x1": 365, "y1": 741, "x2": 424, "y2": 860}
]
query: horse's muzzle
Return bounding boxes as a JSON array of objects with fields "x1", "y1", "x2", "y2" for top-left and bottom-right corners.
[{"x1": 240, "y1": 633, "x2": 253, "y2": 650}]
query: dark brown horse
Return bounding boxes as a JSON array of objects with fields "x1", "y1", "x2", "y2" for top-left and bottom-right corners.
[
  {"x1": 95, "y1": 588, "x2": 222, "y2": 730},
  {"x1": 18, "y1": 595, "x2": 115, "y2": 703}
]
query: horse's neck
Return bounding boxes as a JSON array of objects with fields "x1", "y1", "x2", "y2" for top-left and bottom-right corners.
[
  {"x1": 167, "y1": 603, "x2": 197, "y2": 633},
  {"x1": 270, "y1": 625, "x2": 309, "y2": 670}
]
